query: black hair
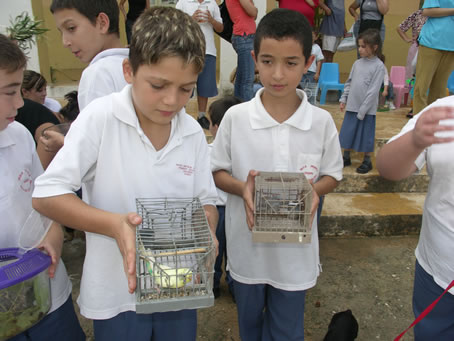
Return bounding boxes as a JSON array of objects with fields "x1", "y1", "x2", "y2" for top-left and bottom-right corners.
[
  {"x1": 0, "y1": 34, "x2": 27, "y2": 73},
  {"x1": 208, "y1": 96, "x2": 243, "y2": 127},
  {"x1": 50, "y1": 0, "x2": 120, "y2": 36},
  {"x1": 254, "y1": 8, "x2": 312, "y2": 62},
  {"x1": 357, "y1": 28, "x2": 382, "y2": 57},
  {"x1": 59, "y1": 90, "x2": 79, "y2": 122}
]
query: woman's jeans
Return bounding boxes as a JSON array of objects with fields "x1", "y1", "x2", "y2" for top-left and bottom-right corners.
[{"x1": 232, "y1": 34, "x2": 255, "y2": 101}]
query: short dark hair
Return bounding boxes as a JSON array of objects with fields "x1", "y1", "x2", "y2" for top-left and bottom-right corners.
[
  {"x1": 59, "y1": 90, "x2": 79, "y2": 122},
  {"x1": 208, "y1": 96, "x2": 242, "y2": 127},
  {"x1": 50, "y1": 0, "x2": 120, "y2": 36},
  {"x1": 254, "y1": 9, "x2": 312, "y2": 62},
  {"x1": 22, "y1": 70, "x2": 47, "y2": 94},
  {"x1": 357, "y1": 28, "x2": 382, "y2": 57},
  {"x1": 0, "y1": 34, "x2": 27, "y2": 73},
  {"x1": 129, "y1": 7, "x2": 206, "y2": 74}
]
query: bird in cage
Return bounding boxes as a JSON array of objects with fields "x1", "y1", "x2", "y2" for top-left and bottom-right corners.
[{"x1": 147, "y1": 261, "x2": 193, "y2": 289}]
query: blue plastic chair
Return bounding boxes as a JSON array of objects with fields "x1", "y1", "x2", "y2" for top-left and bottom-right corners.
[
  {"x1": 317, "y1": 63, "x2": 344, "y2": 105},
  {"x1": 448, "y1": 70, "x2": 454, "y2": 95}
]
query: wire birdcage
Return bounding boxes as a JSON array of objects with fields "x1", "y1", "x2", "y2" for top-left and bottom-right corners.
[
  {"x1": 253, "y1": 172, "x2": 313, "y2": 243},
  {"x1": 135, "y1": 198, "x2": 215, "y2": 313}
]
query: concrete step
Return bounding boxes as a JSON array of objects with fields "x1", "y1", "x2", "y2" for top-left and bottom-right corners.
[
  {"x1": 319, "y1": 192, "x2": 425, "y2": 237},
  {"x1": 337, "y1": 164, "x2": 428, "y2": 193}
]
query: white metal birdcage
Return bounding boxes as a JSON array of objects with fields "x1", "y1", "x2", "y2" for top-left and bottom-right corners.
[
  {"x1": 253, "y1": 172, "x2": 313, "y2": 244},
  {"x1": 135, "y1": 198, "x2": 215, "y2": 313}
]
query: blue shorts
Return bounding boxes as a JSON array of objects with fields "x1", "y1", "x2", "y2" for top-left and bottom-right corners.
[
  {"x1": 413, "y1": 260, "x2": 454, "y2": 340},
  {"x1": 9, "y1": 295, "x2": 85, "y2": 341},
  {"x1": 197, "y1": 54, "x2": 218, "y2": 98},
  {"x1": 93, "y1": 309, "x2": 197, "y2": 341},
  {"x1": 233, "y1": 279, "x2": 306, "y2": 341}
]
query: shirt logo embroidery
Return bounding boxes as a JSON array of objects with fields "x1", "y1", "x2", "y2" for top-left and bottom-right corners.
[
  {"x1": 18, "y1": 169, "x2": 33, "y2": 192},
  {"x1": 299, "y1": 165, "x2": 319, "y2": 181},
  {"x1": 176, "y1": 164, "x2": 194, "y2": 176}
]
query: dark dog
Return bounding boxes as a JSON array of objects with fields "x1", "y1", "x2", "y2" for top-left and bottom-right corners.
[{"x1": 323, "y1": 309, "x2": 359, "y2": 341}]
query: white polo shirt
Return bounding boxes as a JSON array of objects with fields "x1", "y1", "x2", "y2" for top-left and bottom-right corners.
[
  {"x1": 388, "y1": 95, "x2": 454, "y2": 295},
  {"x1": 78, "y1": 48, "x2": 129, "y2": 110},
  {"x1": 0, "y1": 121, "x2": 72, "y2": 314},
  {"x1": 33, "y1": 85, "x2": 218, "y2": 319},
  {"x1": 210, "y1": 88, "x2": 343, "y2": 291},
  {"x1": 308, "y1": 43, "x2": 324, "y2": 73},
  {"x1": 176, "y1": 0, "x2": 222, "y2": 57}
]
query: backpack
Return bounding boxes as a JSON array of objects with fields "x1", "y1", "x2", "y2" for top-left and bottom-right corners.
[{"x1": 215, "y1": 1, "x2": 233, "y2": 43}]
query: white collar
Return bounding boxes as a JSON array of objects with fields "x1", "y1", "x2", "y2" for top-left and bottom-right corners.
[
  {"x1": 250, "y1": 88, "x2": 313, "y2": 131},
  {"x1": 90, "y1": 48, "x2": 129, "y2": 66},
  {"x1": 0, "y1": 123, "x2": 17, "y2": 148}
]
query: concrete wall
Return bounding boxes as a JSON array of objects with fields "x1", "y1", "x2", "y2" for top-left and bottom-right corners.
[{"x1": 0, "y1": 0, "x2": 41, "y2": 72}]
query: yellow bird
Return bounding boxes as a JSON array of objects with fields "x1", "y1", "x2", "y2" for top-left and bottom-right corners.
[{"x1": 148, "y1": 262, "x2": 193, "y2": 289}]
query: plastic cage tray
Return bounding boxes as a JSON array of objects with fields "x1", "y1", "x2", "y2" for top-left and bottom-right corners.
[
  {"x1": 253, "y1": 172, "x2": 313, "y2": 243},
  {"x1": 135, "y1": 198, "x2": 215, "y2": 314}
]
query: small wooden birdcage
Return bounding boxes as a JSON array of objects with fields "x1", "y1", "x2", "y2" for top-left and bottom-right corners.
[
  {"x1": 135, "y1": 198, "x2": 215, "y2": 313},
  {"x1": 253, "y1": 172, "x2": 313, "y2": 244}
]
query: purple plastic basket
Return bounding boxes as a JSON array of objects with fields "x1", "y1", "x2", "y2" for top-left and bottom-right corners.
[{"x1": 0, "y1": 248, "x2": 51, "y2": 290}]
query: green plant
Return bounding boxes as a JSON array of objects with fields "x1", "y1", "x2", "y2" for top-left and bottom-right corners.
[{"x1": 6, "y1": 12, "x2": 48, "y2": 53}]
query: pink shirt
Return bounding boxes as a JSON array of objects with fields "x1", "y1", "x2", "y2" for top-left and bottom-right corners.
[
  {"x1": 279, "y1": 0, "x2": 320, "y2": 27},
  {"x1": 226, "y1": 0, "x2": 256, "y2": 36}
]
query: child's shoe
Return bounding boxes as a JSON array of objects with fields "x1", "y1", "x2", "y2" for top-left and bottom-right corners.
[
  {"x1": 343, "y1": 156, "x2": 351, "y2": 167},
  {"x1": 356, "y1": 159, "x2": 372, "y2": 174},
  {"x1": 388, "y1": 101, "x2": 396, "y2": 110}
]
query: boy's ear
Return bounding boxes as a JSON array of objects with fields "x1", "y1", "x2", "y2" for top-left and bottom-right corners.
[
  {"x1": 304, "y1": 54, "x2": 316, "y2": 73},
  {"x1": 251, "y1": 50, "x2": 258, "y2": 64},
  {"x1": 123, "y1": 58, "x2": 134, "y2": 84},
  {"x1": 96, "y1": 12, "x2": 110, "y2": 34}
]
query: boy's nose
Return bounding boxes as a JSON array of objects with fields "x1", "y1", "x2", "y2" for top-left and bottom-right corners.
[
  {"x1": 272, "y1": 64, "x2": 284, "y2": 80},
  {"x1": 14, "y1": 92, "x2": 24, "y2": 110},
  {"x1": 162, "y1": 89, "x2": 178, "y2": 106},
  {"x1": 62, "y1": 34, "x2": 71, "y2": 48}
]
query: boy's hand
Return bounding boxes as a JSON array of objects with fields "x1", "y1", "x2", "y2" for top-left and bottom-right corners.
[
  {"x1": 381, "y1": 89, "x2": 388, "y2": 98},
  {"x1": 340, "y1": 102, "x2": 346, "y2": 112},
  {"x1": 37, "y1": 222, "x2": 64, "y2": 278},
  {"x1": 113, "y1": 213, "x2": 142, "y2": 294},
  {"x1": 411, "y1": 106, "x2": 454, "y2": 149},
  {"x1": 314, "y1": 73, "x2": 320, "y2": 82},
  {"x1": 324, "y1": 7, "x2": 332, "y2": 15},
  {"x1": 40, "y1": 130, "x2": 65, "y2": 153},
  {"x1": 204, "y1": 205, "x2": 219, "y2": 256},
  {"x1": 243, "y1": 170, "x2": 259, "y2": 230}
]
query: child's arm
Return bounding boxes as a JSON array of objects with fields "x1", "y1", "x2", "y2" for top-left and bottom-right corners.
[
  {"x1": 37, "y1": 222, "x2": 63, "y2": 279},
  {"x1": 348, "y1": 0, "x2": 360, "y2": 21},
  {"x1": 422, "y1": 7, "x2": 454, "y2": 17},
  {"x1": 339, "y1": 64, "x2": 354, "y2": 111},
  {"x1": 203, "y1": 204, "x2": 219, "y2": 254},
  {"x1": 239, "y1": 0, "x2": 258, "y2": 19},
  {"x1": 377, "y1": 106, "x2": 454, "y2": 180},
  {"x1": 319, "y1": 0, "x2": 332, "y2": 15},
  {"x1": 33, "y1": 193, "x2": 142, "y2": 293},
  {"x1": 207, "y1": 7, "x2": 224, "y2": 33},
  {"x1": 381, "y1": 84, "x2": 388, "y2": 98},
  {"x1": 314, "y1": 60, "x2": 323, "y2": 82}
]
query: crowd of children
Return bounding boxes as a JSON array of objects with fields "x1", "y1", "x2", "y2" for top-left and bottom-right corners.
[{"x1": 2, "y1": 0, "x2": 454, "y2": 340}]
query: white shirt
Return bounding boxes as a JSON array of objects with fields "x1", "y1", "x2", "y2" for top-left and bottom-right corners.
[
  {"x1": 44, "y1": 97, "x2": 62, "y2": 113},
  {"x1": 208, "y1": 143, "x2": 228, "y2": 206},
  {"x1": 308, "y1": 43, "x2": 324, "y2": 73},
  {"x1": 0, "y1": 121, "x2": 72, "y2": 314},
  {"x1": 33, "y1": 85, "x2": 218, "y2": 319},
  {"x1": 388, "y1": 95, "x2": 454, "y2": 295},
  {"x1": 176, "y1": 0, "x2": 222, "y2": 57},
  {"x1": 78, "y1": 48, "x2": 129, "y2": 110},
  {"x1": 210, "y1": 89, "x2": 343, "y2": 291}
]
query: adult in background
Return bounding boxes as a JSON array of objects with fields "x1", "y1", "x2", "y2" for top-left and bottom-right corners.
[
  {"x1": 21, "y1": 70, "x2": 62, "y2": 113},
  {"x1": 119, "y1": 0, "x2": 149, "y2": 44},
  {"x1": 412, "y1": 0, "x2": 454, "y2": 115},
  {"x1": 349, "y1": 0, "x2": 388, "y2": 43},
  {"x1": 176, "y1": 0, "x2": 224, "y2": 130},
  {"x1": 277, "y1": 0, "x2": 320, "y2": 27},
  {"x1": 319, "y1": 0, "x2": 346, "y2": 63},
  {"x1": 396, "y1": 8, "x2": 427, "y2": 81},
  {"x1": 226, "y1": 0, "x2": 257, "y2": 101}
]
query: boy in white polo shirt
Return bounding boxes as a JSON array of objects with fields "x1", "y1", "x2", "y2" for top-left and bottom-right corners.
[
  {"x1": 0, "y1": 34, "x2": 84, "y2": 341},
  {"x1": 32, "y1": 7, "x2": 218, "y2": 341},
  {"x1": 210, "y1": 9, "x2": 343, "y2": 340}
]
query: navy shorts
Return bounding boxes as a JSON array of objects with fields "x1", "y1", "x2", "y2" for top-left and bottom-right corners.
[
  {"x1": 197, "y1": 54, "x2": 218, "y2": 98},
  {"x1": 9, "y1": 295, "x2": 85, "y2": 341},
  {"x1": 93, "y1": 309, "x2": 197, "y2": 341}
]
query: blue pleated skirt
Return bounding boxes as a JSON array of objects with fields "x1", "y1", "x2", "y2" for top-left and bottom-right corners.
[{"x1": 339, "y1": 111, "x2": 376, "y2": 152}]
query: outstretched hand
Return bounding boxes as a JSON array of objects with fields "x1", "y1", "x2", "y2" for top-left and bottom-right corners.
[
  {"x1": 243, "y1": 170, "x2": 259, "y2": 230},
  {"x1": 411, "y1": 106, "x2": 454, "y2": 150},
  {"x1": 113, "y1": 213, "x2": 142, "y2": 294}
]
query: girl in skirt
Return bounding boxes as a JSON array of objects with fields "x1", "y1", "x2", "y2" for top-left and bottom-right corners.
[{"x1": 339, "y1": 28, "x2": 385, "y2": 173}]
